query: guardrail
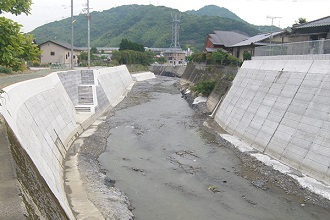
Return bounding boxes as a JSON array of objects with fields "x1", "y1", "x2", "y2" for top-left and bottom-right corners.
[{"x1": 254, "y1": 39, "x2": 330, "y2": 56}]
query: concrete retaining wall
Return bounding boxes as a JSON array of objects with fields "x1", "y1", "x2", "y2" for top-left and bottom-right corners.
[
  {"x1": 0, "y1": 66, "x2": 134, "y2": 219},
  {"x1": 132, "y1": 72, "x2": 156, "y2": 81},
  {"x1": 150, "y1": 65, "x2": 186, "y2": 77},
  {"x1": 215, "y1": 55, "x2": 330, "y2": 184}
]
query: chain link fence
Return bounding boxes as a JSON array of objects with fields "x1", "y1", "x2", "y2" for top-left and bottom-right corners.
[{"x1": 254, "y1": 39, "x2": 330, "y2": 56}]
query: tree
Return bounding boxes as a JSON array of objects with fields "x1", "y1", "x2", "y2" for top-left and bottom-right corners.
[
  {"x1": 189, "y1": 50, "x2": 242, "y2": 66},
  {"x1": 296, "y1": 17, "x2": 307, "y2": 25},
  {"x1": 0, "y1": 0, "x2": 32, "y2": 15},
  {"x1": 119, "y1": 39, "x2": 145, "y2": 52},
  {"x1": 91, "y1": 47, "x2": 98, "y2": 54},
  {"x1": 212, "y1": 51, "x2": 227, "y2": 64},
  {"x1": 78, "y1": 51, "x2": 97, "y2": 66},
  {"x1": 112, "y1": 50, "x2": 153, "y2": 66},
  {"x1": 243, "y1": 51, "x2": 252, "y2": 60},
  {"x1": 0, "y1": 0, "x2": 40, "y2": 71}
]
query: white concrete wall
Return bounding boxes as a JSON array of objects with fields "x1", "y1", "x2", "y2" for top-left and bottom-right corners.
[
  {"x1": 0, "y1": 66, "x2": 133, "y2": 219},
  {"x1": 96, "y1": 65, "x2": 134, "y2": 107},
  {"x1": 215, "y1": 55, "x2": 330, "y2": 184},
  {"x1": 132, "y1": 72, "x2": 156, "y2": 81}
]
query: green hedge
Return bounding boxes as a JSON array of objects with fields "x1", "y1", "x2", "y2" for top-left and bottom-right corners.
[{"x1": 0, "y1": 66, "x2": 12, "y2": 74}]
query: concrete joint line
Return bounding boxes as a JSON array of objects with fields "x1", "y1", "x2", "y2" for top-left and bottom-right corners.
[
  {"x1": 263, "y1": 60, "x2": 315, "y2": 155},
  {"x1": 299, "y1": 76, "x2": 327, "y2": 165},
  {"x1": 273, "y1": 68, "x2": 285, "y2": 83},
  {"x1": 53, "y1": 129, "x2": 66, "y2": 165}
]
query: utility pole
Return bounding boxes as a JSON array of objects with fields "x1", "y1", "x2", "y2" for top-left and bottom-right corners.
[
  {"x1": 267, "y1": 15, "x2": 282, "y2": 44},
  {"x1": 71, "y1": 0, "x2": 74, "y2": 69},
  {"x1": 87, "y1": 0, "x2": 91, "y2": 68}
]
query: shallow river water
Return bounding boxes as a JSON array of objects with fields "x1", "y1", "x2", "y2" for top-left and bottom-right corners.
[{"x1": 97, "y1": 77, "x2": 329, "y2": 220}]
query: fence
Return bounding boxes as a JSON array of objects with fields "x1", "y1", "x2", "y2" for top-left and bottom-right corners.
[{"x1": 254, "y1": 39, "x2": 330, "y2": 56}]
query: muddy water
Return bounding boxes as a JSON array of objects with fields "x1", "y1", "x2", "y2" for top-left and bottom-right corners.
[{"x1": 98, "y1": 77, "x2": 329, "y2": 220}]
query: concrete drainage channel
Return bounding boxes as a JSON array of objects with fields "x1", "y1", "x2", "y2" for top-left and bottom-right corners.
[
  {"x1": 0, "y1": 57, "x2": 329, "y2": 219},
  {"x1": 0, "y1": 66, "x2": 148, "y2": 219},
  {"x1": 64, "y1": 116, "x2": 107, "y2": 219},
  {"x1": 73, "y1": 77, "x2": 330, "y2": 219}
]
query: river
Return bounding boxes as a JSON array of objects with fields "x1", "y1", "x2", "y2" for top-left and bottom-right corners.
[{"x1": 94, "y1": 76, "x2": 329, "y2": 220}]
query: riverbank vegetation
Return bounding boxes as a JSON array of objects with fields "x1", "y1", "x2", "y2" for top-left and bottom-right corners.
[
  {"x1": 188, "y1": 50, "x2": 242, "y2": 66},
  {"x1": 191, "y1": 80, "x2": 216, "y2": 96}
]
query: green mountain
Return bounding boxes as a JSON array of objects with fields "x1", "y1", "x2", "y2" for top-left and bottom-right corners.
[
  {"x1": 31, "y1": 4, "x2": 261, "y2": 50},
  {"x1": 186, "y1": 5, "x2": 281, "y2": 34},
  {"x1": 186, "y1": 5, "x2": 245, "y2": 23}
]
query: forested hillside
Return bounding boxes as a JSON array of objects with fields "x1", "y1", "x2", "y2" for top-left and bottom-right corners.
[
  {"x1": 186, "y1": 5, "x2": 246, "y2": 23},
  {"x1": 31, "y1": 4, "x2": 263, "y2": 50},
  {"x1": 186, "y1": 5, "x2": 281, "y2": 34}
]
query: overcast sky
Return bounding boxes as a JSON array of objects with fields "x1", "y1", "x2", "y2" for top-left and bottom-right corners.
[{"x1": 3, "y1": 0, "x2": 330, "y2": 33}]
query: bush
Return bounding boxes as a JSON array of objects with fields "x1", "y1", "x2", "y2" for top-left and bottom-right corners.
[
  {"x1": 243, "y1": 51, "x2": 252, "y2": 60},
  {"x1": 0, "y1": 66, "x2": 12, "y2": 74},
  {"x1": 191, "y1": 80, "x2": 216, "y2": 96},
  {"x1": 32, "y1": 60, "x2": 41, "y2": 67},
  {"x1": 189, "y1": 50, "x2": 242, "y2": 66}
]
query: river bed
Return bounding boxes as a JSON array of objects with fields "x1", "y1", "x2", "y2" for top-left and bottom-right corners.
[{"x1": 93, "y1": 77, "x2": 330, "y2": 220}]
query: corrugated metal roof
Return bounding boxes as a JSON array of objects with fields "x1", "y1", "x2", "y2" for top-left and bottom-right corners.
[
  {"x1": 294, "y1": 16, "x2": 330, "y2": 29},
  {"x1": 209, "y1": 31, "x2": 249, "y2": 47},
  {"x1": 231, "y1": 31, "x2": 284, "y2": 47}
]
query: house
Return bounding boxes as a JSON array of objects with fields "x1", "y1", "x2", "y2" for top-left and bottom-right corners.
[
  {"x1": 250, "y1": 16, "x2": 330, "y2": 57},
  {"x1": 288, "y1": 16, "x2": 330, "y2": 42},
  {"x1": 204, "y1": 16, "x2": 330, "y2": 60},
  {"x1": 204, "y1": 31, "x2": 249, "y2": 53},
  {"x1": 231, "y1": 31, "x2": 288, "y2": 60},
  {"x1": 163, "y1": 48, "x2": 186, "y2": 65},
  {"x1": 39, "y1": 40, "x2": 83, "y2": 66}
]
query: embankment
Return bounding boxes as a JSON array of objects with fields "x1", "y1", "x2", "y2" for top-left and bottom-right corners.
[
  {"x1": 0, "y1": 66, "x2": 144, "y2": 219},
  {"x1": 215, "y1": 55, "x2": 330, "y2": 185},
  {"x1": 149, "y1": 64, "x2": 186, "y2": 77},
  {"x1": 179, "y1": 63, "x2": 238, "y2": 112}
]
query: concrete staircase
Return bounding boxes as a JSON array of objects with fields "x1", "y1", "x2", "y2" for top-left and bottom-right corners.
[{"x1": 75, "y1": 70, "x2": 97, "y2": 113}]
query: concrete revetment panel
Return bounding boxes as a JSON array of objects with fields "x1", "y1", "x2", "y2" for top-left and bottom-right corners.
[
  {"x1": 215, "y1": 55, "x2": 330, "y2": 185},
  {"x1": 0, "y1": 66, "x2": 135, "y2": 219}
]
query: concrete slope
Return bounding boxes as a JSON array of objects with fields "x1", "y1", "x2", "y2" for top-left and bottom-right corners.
[
  {"x1": 215, "y1": 55, "x2": 330, "y2": 185},
  {"x1": 0, "y1": 66, "x2": 135, "y2": 219}
]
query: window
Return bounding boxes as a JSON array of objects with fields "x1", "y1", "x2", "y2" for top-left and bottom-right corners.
[{"x1": 50, "y1": 52, "x2": 55, "y2": 56}]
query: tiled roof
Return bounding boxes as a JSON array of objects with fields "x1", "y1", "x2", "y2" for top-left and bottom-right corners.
[
  {"x1": 231, "y1": 31, "x2": 284, "y2": 47},
  {"x1": 205, "y1": 47, "x2": 227, "y2": 53},
  {"x1": 294, "y1": 16, "x2": 330, "y2": 29},
  {"x1": 38, "y1": 40, "x2": 83, "y2": 51},
  {"x1": 209, "y1": 31, "x2": 249, "y2": 47}
]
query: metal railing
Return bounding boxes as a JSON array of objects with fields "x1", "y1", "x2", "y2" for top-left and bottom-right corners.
[{"x1": 254, "y1": 39, "x2": 330, "y2": 56}]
